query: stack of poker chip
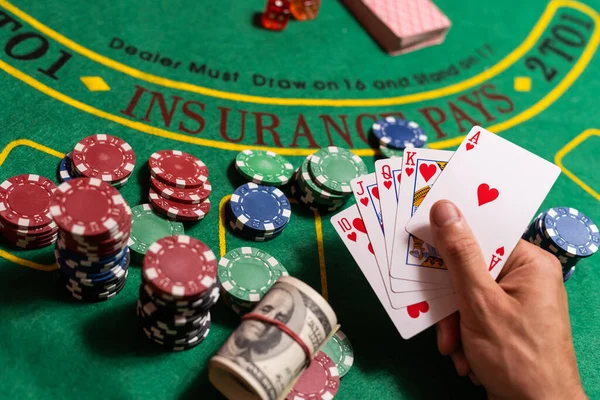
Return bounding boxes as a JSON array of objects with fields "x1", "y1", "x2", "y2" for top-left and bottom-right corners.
[
  {"x1": 235, "y1": 149, "x2": 294, "y2": 186},
  {"x1": 371, "y1": 117, "x2": 428, "y2": 158},
  {"x1": 138, "y1": 235, "x2": 219, "y2": 351},
  {"x1": 127, "y1": 204, "x2": 185, "y2": 262},
  {"x1": 58, "y1": 134, "x2": 136, "y2": 188},
  {"x1": 50, "y1": 177, "x2": 132, "y2": 302},
  {"x1": 0, "y1": 174, "x2": 58, "y2": 249},
  {"x1": 226, "y1": 183, "x2": 291, "y2": 241},
  {"x1": 291, "y1": 146, "x2": 366, "y2": 213},
  {"x1": 522, "y1": 207, "x2": 599, "y2": 282},
  {"x1": 147, "y1": 150, "x2": 212, "y2": 222},
  {"x1": 218, "y1": 247, "x2": 288, "y2": 315}
]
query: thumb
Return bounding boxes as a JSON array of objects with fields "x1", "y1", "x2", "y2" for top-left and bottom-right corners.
[{"x1": 430, "y1": 200, "x2": 497, "y2": 302}]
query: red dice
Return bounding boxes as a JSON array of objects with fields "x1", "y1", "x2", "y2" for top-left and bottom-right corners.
[{"x1": 261, "y1": 0, "x2": 291, "y2": 31}]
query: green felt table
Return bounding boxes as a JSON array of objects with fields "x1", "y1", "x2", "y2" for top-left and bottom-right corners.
[{"x1": 0, "y1": 0, "x2": 599, "y2": 399}]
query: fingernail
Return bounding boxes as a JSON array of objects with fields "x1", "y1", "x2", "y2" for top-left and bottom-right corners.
[{"x1": 432, "y1": 201, "x2": 461, "y2": 228}]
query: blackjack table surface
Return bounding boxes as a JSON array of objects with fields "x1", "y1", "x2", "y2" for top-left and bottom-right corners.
[{"x1": 0, "y1": 0, "x2": 598, "y2": 399}]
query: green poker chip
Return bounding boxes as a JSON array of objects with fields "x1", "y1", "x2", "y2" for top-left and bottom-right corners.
[
  {"x1": 128, "y1": 204, "x2": 185, "y2": 256},
  {"x1": 321, "y1": 330, "x2": 354, "y2": 378},
  {"x1": 297, "y1": 156, "x2": 348, "y2": 204},
  {"x1": 235, "y1": 149, "x2": 294, "y2": 186},
  {"x1": 379, "y1": 144, "x2": 404, "y2": 159},
  {"x1": 309, "y1": 146, "x2": 367, "y2": 194},
  {"x1": 218, "y1": 247, "x2": 288, "y2": 303}
]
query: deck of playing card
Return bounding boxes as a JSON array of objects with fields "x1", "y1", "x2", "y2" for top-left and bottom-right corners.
[
  {"x1": 341, "y1": 0, "x2": 451, "y2": 55},
  {"x1": 331, "y1": 126, "x2": 561, "y2": 339}
]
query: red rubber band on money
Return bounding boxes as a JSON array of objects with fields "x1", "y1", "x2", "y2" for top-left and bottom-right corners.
[{"x1": 241, "y1": 312, "x2": 312, "y2": 365}]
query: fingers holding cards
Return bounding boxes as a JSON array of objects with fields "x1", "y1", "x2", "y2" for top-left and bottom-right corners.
[{"x1": 331, "y1": 206, "x2": 457, "y2": 339}]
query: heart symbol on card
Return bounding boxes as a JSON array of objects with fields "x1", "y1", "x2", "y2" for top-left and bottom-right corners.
[
  {"x1": 352, "y1": 218, "x2": 367, "y2": 234},
  {"x1": 384, "y1": 180, "x2": 392, "y2": 190},
  {"x1": 347, "y1": 232, "x2": 357, "y2": 242},
  {"x1": 360, "y1": 197, "x2": 369, "y2": 207},
  {"x1": 477, "y1": 183, "x2": 499, "y2": 206},
  {"x1": 397, "y1": 174, "x2": 402, "y2": 183},
  {"x1": 372, "y1": 187, "x2": 380, "y2": 200},
  {"x1": 466, "y1": 143, "x2": 475, "y2": 151},
  {"x1": 419, "y1": 163, "x2": 437, "y2": 183},
  {"x1": 405, "y1": 168, "x2": 414, "y2": 177},
  {"x1": 407, "y1": 301, "x2": 430, "y2": 319},
  {"x1": 496, "y1": 246, "x2": 505, "y2": 256},
  {"x1": 368, "y1": 243, "x2": 374, "y2": 254}
]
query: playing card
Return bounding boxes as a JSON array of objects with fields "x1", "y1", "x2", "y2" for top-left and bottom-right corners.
[
  {"x1": 351, "y1": 174, "x2": 454, "y2": 303},
  {"x1": 375, "y1": 159, "x2": 403, "y2": 265},
  {"x1": 389, "y1": 148, "x2": 455, "y2": 285},
  {"x1": 331, "y1": 205, "x2": 458, "y2": 339},
  {"x1": 406, "y1": 126, "x2": 561, "y2": 281}
]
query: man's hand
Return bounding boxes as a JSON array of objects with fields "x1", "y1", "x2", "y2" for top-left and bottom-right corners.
[{"x1": 430, "y1": 200, "x2": 586, "y2": 400}]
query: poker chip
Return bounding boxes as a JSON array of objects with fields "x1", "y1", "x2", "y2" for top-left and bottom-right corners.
[
  {"x1": 229, "y1": 183, "x2": 291, "y2": 234},
  {"x1": 58, "y1": 152, "x2": 75, "y2": 182},
  {"x1": 71, "y1": 134, "x2": 136, "y2": 183},
  {"x1": 150, "y1": 176, "x2": 211, "y2": 204},
  {"x1": 291, "y1": 181, "x2": 346, "y2": 213},
  {"x1": 138, "y1": 235, "x2": 219, "y2": 351},
  {"x1": 235, "y1": 149, "x2": 294, "y2": 186},
  {"x1": 379, "y1": 143, "x2": 404, "y2": 159},
  {"x1": 149, "y1": 189, "x2": 211, "y2": 221},
  {"x1": 218, "y1": 247, "x2": 288, "y2": 305},
  {"x1": 144, "y1": 151, "x2": 212, "y2": 222},
  {"x1": 522, "y1": 207, "x2": 598, "y2": 283},
  {"x1": 321, "y1": 330, "x2": 354, "y2": 378},
  {"x1": 563, "y1": 266, "x2": 576, "y2": 282},
  {"x1": 128, "y1": 204, "x2": 184, "y2": 258},
  {"x1": 309, "y1": 146, "x2": 367, "y2": 195},
  {"x1": 148, "y1": 150, "x2": 208, "y2": 189},
  {"x1": 286, "y1": 351, "x2": 340, "y2": 400},
  {"x1": 371, "y1": 117, "x2": 427, "y2": 149},
  {"x1": 50, "y1": 178, "x2": 127, "y2": 237},
  {"x1": 0, "y1": 174, "x2": 56, "y2": 229},
  {"x1": 540, "y1": 207, "x2": 599, "y2": 258},
  {"x1": 51, "y1": 177, "x2": 131, "y2": 302},
  {"x1": 143, "y1": 235, "x2": 217, "y2": 299}
]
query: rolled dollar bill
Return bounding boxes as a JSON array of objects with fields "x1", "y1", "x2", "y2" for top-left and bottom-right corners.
[{"x1": 209, "y1": 276, "x2": 338, "y2": 400}]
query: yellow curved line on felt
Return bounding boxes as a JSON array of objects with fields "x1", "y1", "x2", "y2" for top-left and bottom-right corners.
[
  {"x1": 217, "y1": 194, "x2": 328, "y2": 299},
  {"x1": 0, "y1": 0, "x2": 588, "y2": 107},
  {"x1": 0, "y1": 139, "x2": 62, "y2": 271},
  {"x1": 555, "y1": 129, "x2": 600, "y2": 201}
]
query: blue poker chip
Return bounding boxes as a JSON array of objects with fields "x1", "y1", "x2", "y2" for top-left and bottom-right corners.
[
  {"x1": 57, "y1": 249, "x2": 130, "y2": 284},
  {"x1": 563, "y1": 266, "x2": 576, "y2": 282},
  {"x1": 58, "y1": 152, "x2": 75, "y2": 182},
  {"x1": 540, "y1": 207, "x2": 599, "y2": 258},
  {"x1": 225, "y1": 204, "x2": 285, "y2": 239},
  {"x1": 55, "y1": 239, "x2": 127, "y2": 265},
  {"x1": 229, "y1": 183, "x2": 291, "y2": 233},
  {"x1": 372, "y1": 117, "x2": 427, "y2": 149}
]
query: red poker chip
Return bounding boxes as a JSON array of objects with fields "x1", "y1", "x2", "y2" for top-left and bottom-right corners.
[
  {"x1": 3, "y1": 227, "x2": 58, "y2": 242},
  {"x1": 14, "y1": 237, "x2": 57, "y2": 249},
  {"x1": 286, "y1": 351, "x2": 340, "y2": 400},
  {"x1": 50, "y1": 178, "x2": 128, "y2": 237},
  {"x1": 0, "y1": 220, "x2": 58, "y2": 237},
  {"x1": 71, "y1": 134, "x2": 136, "y2": 182},
  {"x1": 0, "y1": 174, "x2": 56, "y2": 229},
  {"x1": 148, "y1": 150, "x2": 208, "y2": 189},
  {"x1": 149, "y1": 189, "x2": 211, "y2": 221},
  {"x1": 149, "y1": 176, "x2": 211, "y2": 204},
  {"x1": 142, "y1": 235, "x2": 217, "y2": 298}
]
